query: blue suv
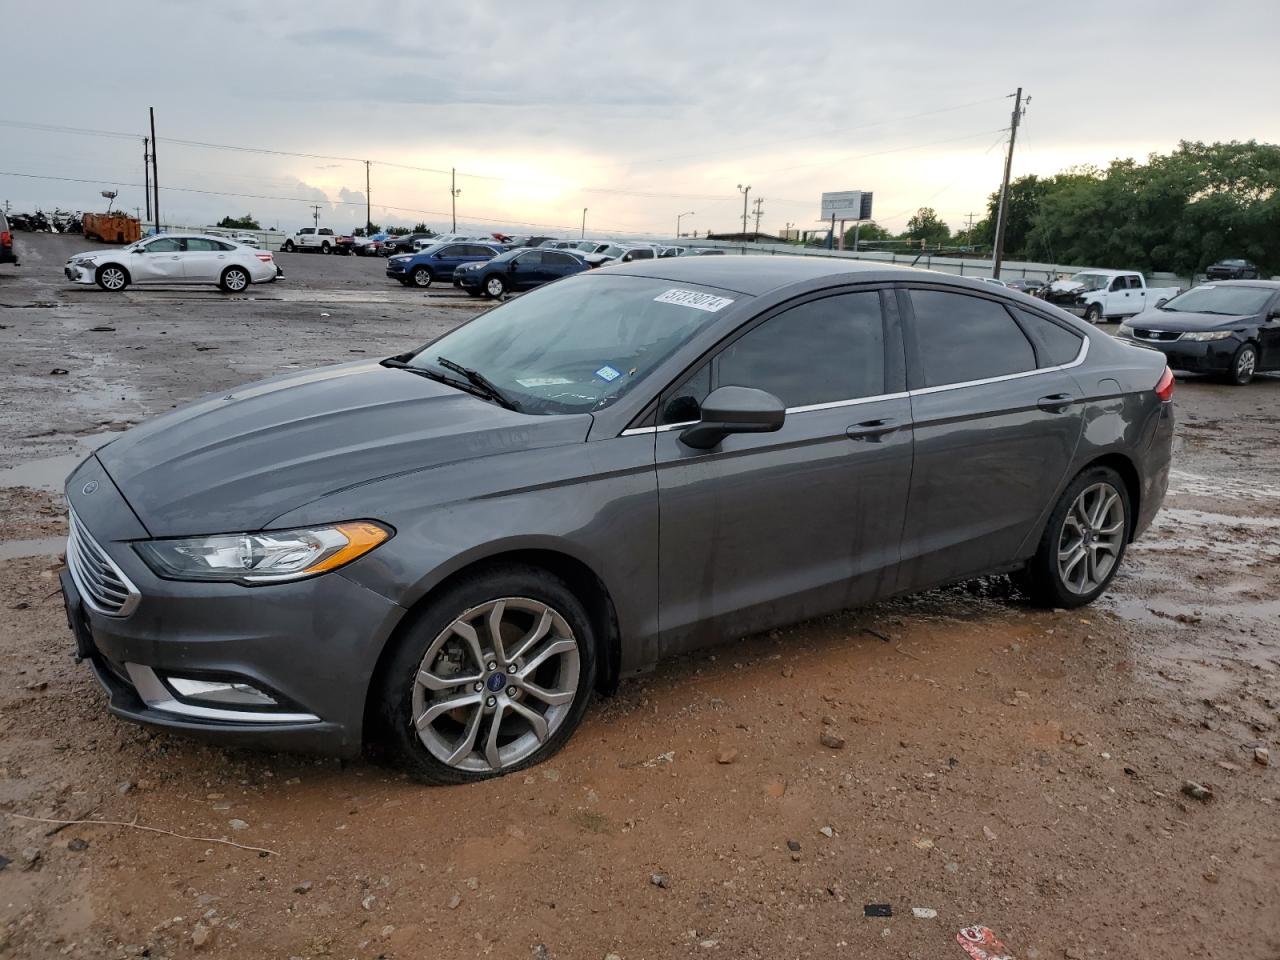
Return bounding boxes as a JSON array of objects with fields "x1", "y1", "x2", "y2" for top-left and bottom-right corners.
[{"x1": 385, "y1": 241, "x2": 504, "y2": 288}]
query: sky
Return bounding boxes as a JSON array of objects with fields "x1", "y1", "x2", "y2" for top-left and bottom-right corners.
[{"x1": 3, "y1": 0, "x2": 1279, "y2": 240}]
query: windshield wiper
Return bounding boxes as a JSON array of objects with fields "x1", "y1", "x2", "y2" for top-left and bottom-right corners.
[
  {"x1": 435, "y1": 356, "x2": 521, "y2": 412},
  {"x1": 382, "y1": 355, "x2": 497, "y2": 404}
]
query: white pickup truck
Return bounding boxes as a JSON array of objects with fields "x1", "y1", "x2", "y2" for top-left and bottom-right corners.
[
  {"x1": 281, "y1": 227, "x2": 338, "y2": 254},
  {"x1": 1045, "y1": 269, "x2": 1181, "y2": 323}
]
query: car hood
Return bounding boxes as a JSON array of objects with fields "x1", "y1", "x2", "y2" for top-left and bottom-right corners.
[
  {"x1": 1127, "y1": 309, "x2": 1256, "y2": 331},
  {"x1": 94, "y1": 360, "x2": 592, "y2": 537}
]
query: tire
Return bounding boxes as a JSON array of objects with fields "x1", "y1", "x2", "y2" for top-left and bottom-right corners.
[
  {"x1": 1228, "y1": 342, "x2": 1257, "y2": 386},
  {"x1": 411, "y1": 266, "x2": 433, "y2": 288},
  {"x1": 374, "y1": 565, "x2": 597, "y2": 784},
  {"x1": 320, "y1": 242, "x2": 331, "y2": 255},
  {"x1": 1015, "y1": 465, "x2": 1131, "y2": 609},
  {"x1": 1083, "y1": 303, "x2": 1103, "y2": 324},
  {"x1": 282, "y1": 240, "x2": 295, "y2": 253},
  {"x1": 220, "y1": 266, "x2": 250, "y2": 293},
  {"x1": 484, "y1": 274, "x2": 506, "y2": 299},
  {"x1": 95, "y1": 264, "x2": 129, "y2": 292}
]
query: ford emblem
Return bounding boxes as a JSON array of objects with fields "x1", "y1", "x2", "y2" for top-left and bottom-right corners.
[{"x1": 82, "y1": 480, "x2": 99, "y2": 495}]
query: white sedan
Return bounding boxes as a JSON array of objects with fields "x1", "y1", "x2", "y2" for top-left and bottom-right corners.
[{"x1": 64, "y1": 233, "x2": 278, "y2": 293}]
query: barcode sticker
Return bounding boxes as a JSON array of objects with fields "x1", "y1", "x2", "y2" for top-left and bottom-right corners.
[{"x1": 653, "y1": 288, "x2": 735, "y2": 312}]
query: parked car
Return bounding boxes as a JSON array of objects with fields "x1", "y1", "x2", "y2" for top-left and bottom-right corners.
[
  {"x1": 678, "y1": 248, "x2": 726, "y2": 256},
  {"x1": 457, "y1": 247, "x2": 589, "y2": 298},
  {"x1": 383, "y1": 232, "x2": 437, "y2": 256},
  {"x1": 385, "y1": 241, "x2": 505, "y2": 287},
  {"x1": 584, "y1": 244, "x2": 659, "y2": 267},
  {"x1": 571, "y1": 240, "x2": 614, "y2": 257},
  {"x1": 63, "y1": 234, "x2": 277, "y2": 292},
  {"x1": 281, "y1": 227, "x2": 340, "y2": 254},
  {"x1": 1117, "y1": 280, "x2": 1280, "y2": 385},
  {"x1": 1043, "y1": 269, "x2": 1180, "y2": 323},
  {"x1": 60, "y1": 256, "x2": 1173, "y2": 782},
  {"x1": 231, "y1": 233, "x2": 258, "y2": 247},
  {"x1": 0, "y1": 211, "x2": 17, "y2": 267},
  {"x1": 1205, "y1": 259, "x2": 1261, "y2": 281},
  {"x1": 974, "y1": 276, "x2": 1013, "y2": 289},
  {"x1": 1003, "y1": 278, "x2": 1043, "y2": 295}
]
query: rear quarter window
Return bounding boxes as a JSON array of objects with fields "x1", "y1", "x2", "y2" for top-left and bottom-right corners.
[{"x1": 1012, "y1": 308, "x2": 1085, "y2": 367}]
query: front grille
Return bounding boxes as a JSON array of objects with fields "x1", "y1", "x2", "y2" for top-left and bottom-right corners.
[
  {"x1": 1132, "y1": 329, "x2": 1182, "y2": 342},
  {"x1": 67, "y1": 510, "x2": 140, "y2": 617}
]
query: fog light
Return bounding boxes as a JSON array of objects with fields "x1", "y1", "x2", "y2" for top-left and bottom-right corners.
[{"x1": 167, "y1": 676, "x2": 278, "y2": 707}]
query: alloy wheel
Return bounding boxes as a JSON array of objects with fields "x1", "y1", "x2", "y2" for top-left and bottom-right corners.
[
  {"x1": 225, "y1": 270, "x2": 247, "y2": 291},
  {"x1": 486, "y1": 277, "x2": 504, "y2": 297},
  {"x1": 1057, "y1": 482, "x2": 1125, "y2": 594},
  {"x1": 101, "y1": 268, "x2": 125, "y2": 290},
  {"x1": 1237, "y1": 347, "x2": 1256, "y2": 381},
  {"x1": 410, "y1": 597, "x2": 580, "y2": 773}
]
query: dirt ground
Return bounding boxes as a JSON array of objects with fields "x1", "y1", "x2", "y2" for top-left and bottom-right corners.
[{"x1": 0, "y1": 234, "x2": 1277, "y2": 960}]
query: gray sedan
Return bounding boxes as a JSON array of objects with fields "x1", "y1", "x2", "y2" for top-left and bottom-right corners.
[{"x1": 61, "y1": 257, "x2": 1174, "y2": 783}]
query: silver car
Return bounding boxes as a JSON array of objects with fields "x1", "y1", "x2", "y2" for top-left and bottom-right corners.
[{"x1": 64, "y1": 233, "x2": 278, "y2": 292}]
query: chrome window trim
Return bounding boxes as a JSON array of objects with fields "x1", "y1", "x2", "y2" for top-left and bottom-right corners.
[
  {"x1": 124, "y1": 664, "x2": 321, "y2": 725},
  {"x1": 617, "y1": 322, "x2": 1090, "y2": 437},
  {"x1": 67, "y1": 508, "x2": 141, "y2": 618}
]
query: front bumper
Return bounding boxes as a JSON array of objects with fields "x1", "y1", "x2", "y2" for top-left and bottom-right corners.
[
  {"x1": 385, "y1": 263, "x2": 410, "y2": 279},
  {"x1": 64, "y1": 262, "x2": 96, "y2": 284},
  {"x1": 62, "y1": 459, "x2": 406, "y2": 758},
  {"x1": 1119, "y1": 333, "x2": 1240, "y2": 374},
  {"x1": 456, "y1": 270, "x2": 482, "y2": 289}
]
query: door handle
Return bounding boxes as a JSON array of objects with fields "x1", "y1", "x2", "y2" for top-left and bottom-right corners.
[
  {"x1": 846, "y1": 417, "x2": 898, "y2": 441},
  {"x1": 1037, "y1": 393, "x2": 1075, "y2": 413}
]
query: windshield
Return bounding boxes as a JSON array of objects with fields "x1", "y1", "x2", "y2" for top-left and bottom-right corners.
[
  {"x1": 1067, "y1": 272, "x2": 1111, "y2": 292},
  {"x1": 601, "y1": 245, "x2": 625, "y2": 258},
  {"x1": 574, "y1": 241, "x2": 598, "y2": 252},
  {"x1": 406, "y1": 275, "x2": 742, "y2": 415},
  {"x1": 1159, "y1": 284, "x2": 1272, "y2": 316}
]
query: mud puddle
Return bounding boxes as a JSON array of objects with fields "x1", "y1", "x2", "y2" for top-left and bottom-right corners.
[{"x1": 0, "y1": 432, "x2": 120, "y2": 491}]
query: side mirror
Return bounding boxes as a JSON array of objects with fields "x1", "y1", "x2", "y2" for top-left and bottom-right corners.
[{"x1": 679, "y1": 386, "x2": 786, "y2": 450}]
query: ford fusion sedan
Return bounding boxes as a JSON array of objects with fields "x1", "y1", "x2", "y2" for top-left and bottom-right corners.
[
  {"x1": 386, "y1": 241, "x2": 505, "y2": 287},
  {"x1": 62, "y1": 258, "x2": 1173, "y2": 783},
  {"x1": 1117, "y1": 280, "x2": 1280, "y2": 384},
  {"x1": 65, "y1": 234, "x2": 277, "y2": 292},
  {"x1": 457, "y1": 247, "x2": 589, "y2": 298}
]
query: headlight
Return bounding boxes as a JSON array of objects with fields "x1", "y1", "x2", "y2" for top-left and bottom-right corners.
[
  {"x1": 1180, "y1": 330, "x2": 1234, "y2": 342},
  {"x1": 1117, "y1": 323, "x2": 1134, "y2": 338},
  {"x1": 135, "y1": 521, "x2": 391, "y2": 583}
]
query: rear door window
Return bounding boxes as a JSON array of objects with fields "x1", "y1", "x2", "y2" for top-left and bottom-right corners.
[
  {"x1": 907, "y1": 289, "x2": 1036, "y2": 387},
  {"x1": 516, "y1": 250, "x2": 544, "y2": 266}
]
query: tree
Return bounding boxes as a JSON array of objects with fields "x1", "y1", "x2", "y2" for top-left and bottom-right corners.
[
  {"x1": 902, "y1": 208, "x2": 951, "y2": 247},
  {"x1": 411, "y1": 222, "x2": 435, "y2": 235},
  {"x1": 843, "y1": 221, "x2": 892, "y2": 246},
  {"x1": 217, "y1": 213, "x2": 260, "y2": 230}
]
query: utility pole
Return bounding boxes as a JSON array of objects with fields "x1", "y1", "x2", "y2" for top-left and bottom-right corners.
[
  {"x1": 365, "y1": 160, "x2": 372, "y2": 234},
  {"x1": 581, "y1": 208, "x2": 587, "y2": 239},
  {"x1": 310, "y1": 204, "x2": 321, "y2": 228},
  {"x1": 752, "y1": 197, "x2": 764, "y2": 240},
  {"x1": 142, "y1": 137, "x2": 151, "y2": 222},
  {"x1": 963, "y1": 211, "x2": 976, "y2": 249},
  {"x1": 737, "y1": 184, "x2": 751, "y2": 238},
  {"x1": 991, "y1": 87, "x2": 1027, "y2": 279},
  {"x1": 149, "y1": 108, "x2": 160, "y2": 231},
  {"x1": 450, "y1": 167, "x2": 461, "y2": 232},
  {"x1": 676, "y1": 210, "x2": 694, "y2": 238}
]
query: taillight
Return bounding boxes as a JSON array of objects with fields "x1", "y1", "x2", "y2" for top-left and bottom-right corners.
[
  {"x1": 0, "y1": 230, "x2": 10, "y2": 247},
  {"x1": 255, "y1": 253, "x2": 273, "y2": 262},
  {"x1": 1154, "y1": 367, "x2": 1174, "y2": 402}
]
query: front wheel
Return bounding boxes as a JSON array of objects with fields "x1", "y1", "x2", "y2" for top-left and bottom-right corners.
[
  {"x1": 1015, "y1": 466, "x2": 1130, "y2": 608},
  {"x1": 374, "y1": 566, "x2": 597, "y2": 784},
  {"x1": 411, "y1": 266, "x2": 433, "y2": 288},
  {"x1": 484, "y1": 275, "x2": 506, "y2": 299},
  {"x1": 220, "y1": 266, "x2": 250, "y2": 293},
  {"x1": 95, "y1": 264, "x2": 129, "y2": 292},
  {"x1": 1228, "y1": 342, "x2": 1257, "y2": 386},
  {"x1": 1083, "y1": 303, "x2": 1103, "y2": 324}
]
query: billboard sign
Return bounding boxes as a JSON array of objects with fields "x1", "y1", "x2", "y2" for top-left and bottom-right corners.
[{"x1": 820, "y1": 190, "x2": 873, "y2": 221}]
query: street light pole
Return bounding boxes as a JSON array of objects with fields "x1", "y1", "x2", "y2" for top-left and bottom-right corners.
[
  {"x1": 737, "y1": 184, "x2": 751, "y2": 237},
  {"x1": 676, "y1": 210, "x2": 694, "y2": 238},
  {"x1": 581, "y1": 208, "x2": 587, "y2": 239}
]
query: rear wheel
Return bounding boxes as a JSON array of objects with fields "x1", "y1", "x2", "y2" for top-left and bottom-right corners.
[
  {"x1": 1015, "y1": 465, "x2": 1130, "y2": 608},
  {"x1": 412, "y1": 266, "x2": 433, "y2": 288},
  {"x1": 219, "y1": 265, "x2": 250, "y2": 293},
  {"x1": 375, "y1": 566, "x2": 596, "y2": 784},
  {"x1": 95, "y1": 264, "x2": 129, "y2": 292},
  {"x1": 1228, "y1": 342, "x2": 1257, "y2": 385},
  {"x1": 320, "y1": 242, "x2": 332, "y2": 255},
  {"x1": 484, "y1": 275, "x2": 506, "y2": 299},
  {"x1": 282, "y1": 240, "x2": 295, "y2": 252}
]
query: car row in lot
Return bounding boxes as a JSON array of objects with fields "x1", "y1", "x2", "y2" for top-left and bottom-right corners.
[
  {"x1": 63, "y1": 233, "x2": 279, "y2": 292},
  {"x1": 60, "y1": 255, "x2": 1174, "y2": 781},
  {"x1": 456, "y1": 247, "x2": 590, "y2": 298},
  {"x1": 1117, "y1": 280, "x2": 1280, "y2": 385}
]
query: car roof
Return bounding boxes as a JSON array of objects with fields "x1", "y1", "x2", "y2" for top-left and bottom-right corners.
[
  {"x1": 596, "y1": 253, "x2": 928, "y2": 296},
  {"x1": 1200, "y1": 279, "x2": 1280, "y2": 289}
]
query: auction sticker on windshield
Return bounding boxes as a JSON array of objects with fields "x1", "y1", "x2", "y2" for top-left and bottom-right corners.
[{"x1": 653, "y1": 288, "x2": 735, "y2": 312}]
